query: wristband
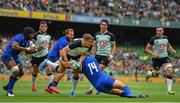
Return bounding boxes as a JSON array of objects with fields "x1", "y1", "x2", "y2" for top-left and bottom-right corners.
[{"x1": 25, "y1": 47, "x2": 31, "y2": 51}]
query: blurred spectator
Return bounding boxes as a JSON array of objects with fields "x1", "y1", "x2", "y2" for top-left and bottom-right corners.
[{"x1": 0, "y1": 0, "x2": 180, "y2": 21}]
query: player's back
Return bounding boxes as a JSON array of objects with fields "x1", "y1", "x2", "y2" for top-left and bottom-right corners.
[
  {"x1": 82, "y1": 56, "x2": 102, "y2": 86},
  {"x1": 2, "y1": 33, "x2": 29, "y2": 56},
  {"x1": 48, "y1": 36, "x2": 69, "y2": 57}
]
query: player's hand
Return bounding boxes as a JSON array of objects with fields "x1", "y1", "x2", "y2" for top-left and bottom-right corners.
[
  {"x1": 66, "y1": 61, "x2": 72, "y2": 68},
  {"x1": 37, "y1": 46, "x2": 44, "y2": 51},
  {"x1": 81, "y1": 52, "x2": 89, "y2": 56},
  {"x1": 108, "y1": 54, "x2": 113, "y2": 61},
  {"x1": 152, "y1": 52, "x2": 159, "y2": 58},
  {"x1": 172, "y1": 49, "x2": 176, "y2": 55}
]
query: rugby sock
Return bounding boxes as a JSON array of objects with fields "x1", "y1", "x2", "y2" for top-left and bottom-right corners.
[
  {"x1": 46, "y1": 60, "x2": 59, "y2": 71},
  {"x1": 71, "y1": 76, "x2": 79, "y2": 92},
  {"x1": 48, "y1": 81, "x2": 58, "y2": 87},
  {"x1": 47, "y1": 73, "x2": 54, "y2": 83},
  {"x1": 166, "y1": 75, "x2": 173, "y2": 92},
  {"x1": 122, "y1": 86, "x2": 132, "y2": 96},
  {"x1": 7, "y1": 76, "x2": 17, "y2": 93},
  {"x1": 32, "y1": 73, "x2": 37, "y2": 85}
]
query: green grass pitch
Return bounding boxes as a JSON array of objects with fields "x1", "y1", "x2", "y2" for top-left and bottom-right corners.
[{"x1": 0, "y1": 80, "x2": 179, "y2": 102}]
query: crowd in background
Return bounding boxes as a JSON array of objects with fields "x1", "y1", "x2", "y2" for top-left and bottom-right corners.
[
  {"x1": 0, "y1": 0, "x2": 180, "y2": 22},
  {"x1": 0, "y1": 35, "x2": 179, "y2": 77}
]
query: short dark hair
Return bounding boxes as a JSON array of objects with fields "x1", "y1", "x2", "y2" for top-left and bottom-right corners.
[
  {"x1": 40, "y1": 21, "x2": 47, "y2": 25},
  {"x1": 23, "y1": 27, "x2": 34, "y2": 35},
  {"x1": 100, "y1": 19, "x2": 109, "y2": 26},
  {"x1": 83, "y1": 33, "x2": 94, "y2": 41},
  {"x1": 65, "y1": 28, "x2": 74, "y2": 34}
]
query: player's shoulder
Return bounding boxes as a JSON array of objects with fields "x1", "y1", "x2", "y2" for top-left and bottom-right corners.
[
  {"x1": 15, "y1": 33, "x2": 24, "y2": 40},
  {"x1": 162, "y1": 35, "x2": 168, "y2": 39},
  {"x1": 57, "y1": 36, "x2": 67, "y2": 43},
  {"x1": 106, "y1": 31, "x2": 114, "y2": 35},
  {"x1": 150, "y1": 35, "x2": 158, "y2": 40},
  {"x1": 45, "y1": 33, "x2": 51, "y2": 37}
]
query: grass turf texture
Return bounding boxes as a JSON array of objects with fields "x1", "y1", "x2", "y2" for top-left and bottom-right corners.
[{"x1": 0, "y1": 80, "x2": 179, "y2": 102}]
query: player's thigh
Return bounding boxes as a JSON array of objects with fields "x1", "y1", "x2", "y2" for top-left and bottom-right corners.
[
  {"x1": 95, "y1": 55, "x2": 109, "y2": 70},
  {"x1": 2, "y1": 55, "x2": 17, "y2": 69},
  {"x1": 31, "y1": 55, "x2": 47, "y2": 67},
  {"x1": 96, "y1": 76, "x2": 115, "y2": 93},
  {"x1": 152, "y1": 58, "x2": 162, "y2": 71},
  {"x1": 57, "y1": 61, "x2": 66, "y2": 73}
]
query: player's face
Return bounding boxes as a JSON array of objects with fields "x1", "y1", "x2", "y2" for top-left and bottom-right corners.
[
  {"x1": 84, "y1": 39, "x2": 93, "y2": 47},
  {"x1": 100, "y1": 22, "x2": 108, "y2": 32},
  {"x1": 39, "y1": 24, "x2": 48, "y2": 33},
  {"x1": 66, "y1": 31, "x2": 74, "y2": 42},
  {"x1": 29, "y1": 33, "x2": 34, "y2": 40},
  {"x1": 156, "y1": 28, "x2": 164, "y2": 37}
]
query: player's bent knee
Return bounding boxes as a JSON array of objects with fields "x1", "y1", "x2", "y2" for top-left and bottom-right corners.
[
  {"x1": 11, "y1": 66, "x2": 19, "y2": 72},
  {"x1": 164, "y1": 63, "x2": 173, "y2": 70},
  {"x1": 164, "y1": 63, "x2": 173, "y2": 74}
]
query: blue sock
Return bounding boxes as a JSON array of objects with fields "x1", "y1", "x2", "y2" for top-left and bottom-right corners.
[
  {"x1": 122, "y1": 86, "x2": 132, "y2": 96},
  {"x1": 7, "y1": 76, "x2": 17, "y2": 93},
  {"x1": 48, "y1": 81, "x2": 58, "y2": 88}
]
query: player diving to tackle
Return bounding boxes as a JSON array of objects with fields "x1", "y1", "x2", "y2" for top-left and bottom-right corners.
[{"x1": 76, "y1": 53, "x2": 148, "y2": 98}]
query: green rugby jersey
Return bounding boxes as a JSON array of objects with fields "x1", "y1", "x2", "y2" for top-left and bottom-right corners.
[
  {"x1": 94, "y1": 31, "x2": 116, "y2": 56},
  {"x1": 32, "y1": 31, "x2": 51, "y2": 58},
  {"x1": 148, "y1": 35, "x2": 170, "y2": 58}
]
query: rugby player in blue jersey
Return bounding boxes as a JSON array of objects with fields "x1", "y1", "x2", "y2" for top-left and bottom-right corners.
[
  {"x1": 2, "y1": 27, "x2": 38, "y2": 96},
  {"x1": 38, "y1": 28, "x2": 74, "y2": 94},
  {"x1": 79, "y1": 54, "x2": 147, "y2": 98}
]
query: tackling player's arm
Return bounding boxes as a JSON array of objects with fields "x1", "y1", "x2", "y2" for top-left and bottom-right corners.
[{"x1": 91, "y1": 41, "x2": 97, "y2": 56}]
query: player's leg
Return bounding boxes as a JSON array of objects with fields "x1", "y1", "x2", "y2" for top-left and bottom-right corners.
[
  {"x1": 39, "y1": 59, "x2": 59, "y2": 73},
  {"x1": 110, "y1": 80, "x2": 135, "y2": 97},
  {"x1": 163, "y1": 63, "x2": 175, "y2": 95},
  {"x1": 45, "y1": 61, "x2": 66, "y2": 94},
  {"x1": 2, "y1": 56, "x2": 24, "y2": 96},
  {"x1": 146, "y1": 59, "x2": 160, "y2": 80},
  {"x1": 31, "y1": 57, "x2": 39, "y2": 91},
  {"x1": 45, "y1": 66, "x2": 54, "y2": 83},
  {"x1": 32, "y1": 66, "x2": 38, "y2": 91},
  {"x1": 70, "y1": 69, "x2": 79, "y2": 96}
]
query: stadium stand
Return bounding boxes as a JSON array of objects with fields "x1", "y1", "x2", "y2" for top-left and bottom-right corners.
[{"x1": 0, "y1": 0, "x2": 180, "y2": 21}]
